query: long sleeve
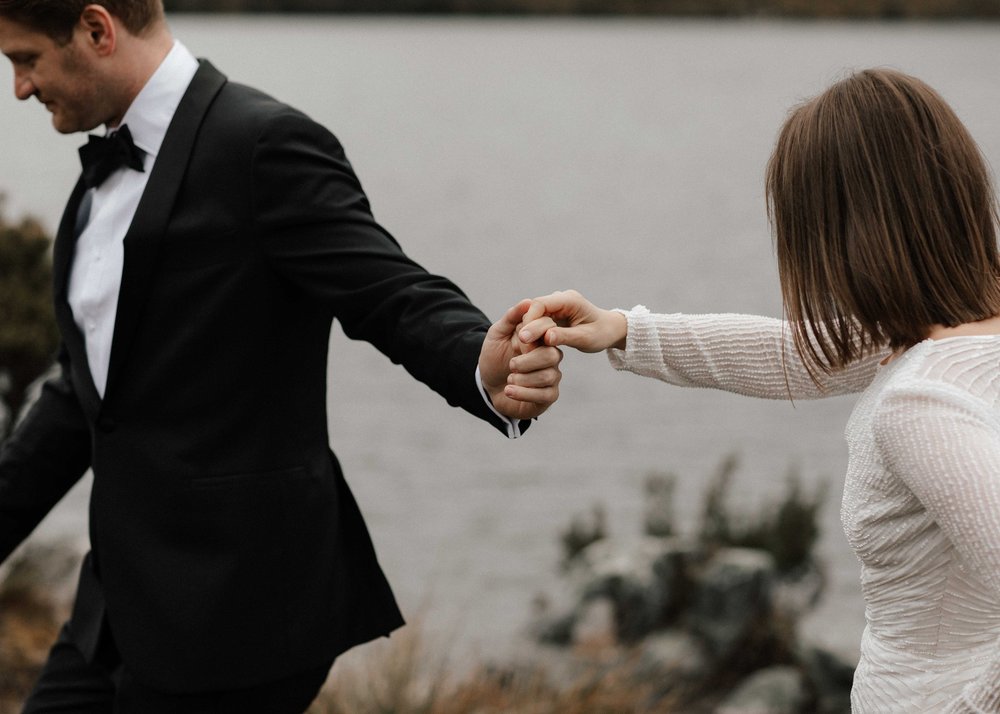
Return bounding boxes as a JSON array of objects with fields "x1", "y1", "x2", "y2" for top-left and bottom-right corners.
[
  {"x1": 249, "y1": 109, "x2": 508, "y2": 433},
  {"x1": 607, "y1": 305, "x2": 883, "y2": 400},
  {"x1": 0, "y1": 346, "x2": 92, "y2": 563},
  {"x1": 873, "y1": 381, "x2": 1000, "y2": 713}
]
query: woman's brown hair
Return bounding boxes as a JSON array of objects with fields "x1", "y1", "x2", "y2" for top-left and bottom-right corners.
[{"x1": 766, "y1": 68, "x2": 1000, "y2": 381}]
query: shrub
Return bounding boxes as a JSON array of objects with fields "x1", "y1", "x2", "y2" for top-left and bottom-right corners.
[
  {"x1": 0, "y1": 199, "x2": 57, "y2": 438},
  {"x1": 698, "y1": 454, "x2": 827, "y2": 574}
]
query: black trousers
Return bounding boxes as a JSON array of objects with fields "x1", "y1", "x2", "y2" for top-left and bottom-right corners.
[{"x1": 22, "y1": 621, "x2": 333, "y2": 714}]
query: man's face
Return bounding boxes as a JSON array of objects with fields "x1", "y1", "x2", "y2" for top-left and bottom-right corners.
[{"x1": 0, "y1": 17, "x2": 108, "y2": 133}]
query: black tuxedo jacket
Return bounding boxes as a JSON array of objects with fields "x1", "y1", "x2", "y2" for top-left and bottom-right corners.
[{"x1": 0, "y1": 61, "x2": 516, "y2": 692}]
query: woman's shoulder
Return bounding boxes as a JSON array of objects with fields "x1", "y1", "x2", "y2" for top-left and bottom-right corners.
[
  {"x1": 870, "y1": 338, "x2": 1000, "y2": 482},
  {"x1": 878, "y1": 336, "x2": 1000, "y2": 413}
]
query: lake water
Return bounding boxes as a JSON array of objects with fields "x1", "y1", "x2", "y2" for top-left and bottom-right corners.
[{"x1": 1, "y1": 16, "x2": 999, "y2": 666}]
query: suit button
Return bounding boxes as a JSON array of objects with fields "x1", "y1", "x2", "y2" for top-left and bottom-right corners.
[{"x1": 97, "y1": 416, "x2": 116, "y2": 433}]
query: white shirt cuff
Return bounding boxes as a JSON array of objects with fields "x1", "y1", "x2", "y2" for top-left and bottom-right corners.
[{"x1": 475, "y1": 364, "x2": 522, "y2": 439}]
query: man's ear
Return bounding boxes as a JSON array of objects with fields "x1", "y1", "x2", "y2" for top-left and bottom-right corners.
[{"x1": 78, "y1": 4, "x2": 117, "y2": 57}]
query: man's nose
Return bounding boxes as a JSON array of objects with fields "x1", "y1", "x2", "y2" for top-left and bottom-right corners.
[{"x1": 14, "y1": 73, "x2": 34, "y2": 101}]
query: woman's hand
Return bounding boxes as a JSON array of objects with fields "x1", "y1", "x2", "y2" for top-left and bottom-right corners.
[
  {"x1": 479, "y1": 299, "x2": 563, "y2": 419},
  {"x1": 516, "y1": 290, "x2": 628, "y2": 353}
]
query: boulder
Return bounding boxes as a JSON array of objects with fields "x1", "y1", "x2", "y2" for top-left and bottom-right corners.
[
  {"x1": 687, "y1": 548, "x2": 776, "y2": 661},
  {"x1": 771, "y1": 559, "x2": 825, "y2": 620},
  {"x1": 635, "y1": 630, "x2": 708, "y2": 681},
  {"x1": 574, "y1": 537, "x2": 700, "y2": 643},
  {"x1": 715, "y1": 665, "x2": 808, "y2": 714},
  {"x1": 570, "y1": 597, "x2": 616, "y2": 647},
  {"x1": 798, "y1": 645, "x2": 854, "y2": 714}
]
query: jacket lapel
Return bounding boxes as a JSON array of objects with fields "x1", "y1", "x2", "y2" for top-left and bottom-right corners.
[
  {"x1": 102, "y1": 61, "x2": 227, "y2": 404},
  {"x1": 52, "y1": 178, "x2": 86, "y2": 298},
  {"x1": 52, "y1": 178, "x2": 102, "y2": 416}
]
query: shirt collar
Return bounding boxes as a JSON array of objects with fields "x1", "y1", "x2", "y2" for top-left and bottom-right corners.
[{"x1": 112, "y1": 41, "x2": 199, "y2": 160}]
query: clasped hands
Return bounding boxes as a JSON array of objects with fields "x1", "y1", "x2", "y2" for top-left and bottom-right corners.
[{"x1": 478, "y1": 290, "x2": 627, "y2": 420}]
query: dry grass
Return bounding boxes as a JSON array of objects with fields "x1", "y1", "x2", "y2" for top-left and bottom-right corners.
[
  {"x1": 0, "y1": 543, "x2": 80, "y2": 714},
  {"x1": 308, "y1": 622, "x2": 695, "y2": 714}
]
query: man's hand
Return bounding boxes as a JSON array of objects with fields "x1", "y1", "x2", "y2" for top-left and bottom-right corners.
[{"x1": 479, "y1": 299, "x2": 563, "y2": 421}]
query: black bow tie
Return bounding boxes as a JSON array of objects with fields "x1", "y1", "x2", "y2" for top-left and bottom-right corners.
[{"x1": 78, "y1": 124, "x2": 145, "y2": 189}]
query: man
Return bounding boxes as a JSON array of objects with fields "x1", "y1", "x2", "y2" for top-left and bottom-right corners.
[{"x1": 0, "y1": 2, "x2": 563, "y2": 711}]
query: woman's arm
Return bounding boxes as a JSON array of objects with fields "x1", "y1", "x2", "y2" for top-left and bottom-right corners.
[{"x1": 519, "y1": 291, "x2": 881, "y2": 400}]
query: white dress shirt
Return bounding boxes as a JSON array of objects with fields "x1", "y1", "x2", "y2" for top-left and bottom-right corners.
[{"x1": 68, "y1": 41, "x2": 198, "y2": 398}]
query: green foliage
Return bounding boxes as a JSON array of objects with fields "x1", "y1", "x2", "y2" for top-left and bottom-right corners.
[
  {"x1": 642, "y1": 471, "x2": 676, "y2": 537},
  {"x1": 559, "y1": 503, "x2": 606, "y2": 567},
  {"x1": 560, "y1": 454, "x2": 826, "y2": 574},
  {"x1": 698, "y1": 454, "x2": 740, "y2": 546},
  {"x1": 0, "y1": 198, "x2": 58, "y2": 434},
  {"x1": 698, "y1": 454, "x2": 827, "y2": 574}
]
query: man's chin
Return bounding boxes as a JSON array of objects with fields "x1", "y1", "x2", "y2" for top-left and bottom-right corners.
[
  {"x1": 49, "y1": 115, "x2": 73, "y2": 134},
  {"x1": 51, "y1": 122, "x2": 87, "y2": 135},
  {"x1": 49, "y1": 112, "x2": 95, "y2": 135}
]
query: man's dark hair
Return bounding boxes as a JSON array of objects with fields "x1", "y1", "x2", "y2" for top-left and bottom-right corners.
[{"x1": 0, "y1": 0, "x2": 164, "y2": 42}]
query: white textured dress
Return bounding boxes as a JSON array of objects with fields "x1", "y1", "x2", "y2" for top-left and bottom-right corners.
[{"x1": 607, "y1": 306, "x2": 1000, "y2": 713}]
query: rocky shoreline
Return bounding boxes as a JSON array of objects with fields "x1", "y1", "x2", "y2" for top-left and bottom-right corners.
[
  {"x1": 526, "y1": 536, "x2": 853, "y2": 712},
  {"x1": 0, "y1": 460, "x2": 852, "y2": 713}
]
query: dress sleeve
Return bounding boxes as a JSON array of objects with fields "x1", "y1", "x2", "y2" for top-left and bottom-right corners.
[
  {"x1": 873, "y1": 383, "x2": 1000, "y2": 713},
  {"x1": 606, "y1": 306, "x2": 881, "y2": 400}
]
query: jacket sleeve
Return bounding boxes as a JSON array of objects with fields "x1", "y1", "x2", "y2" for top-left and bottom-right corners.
[
  {"x1": 249, "y1": 109, "x2": 512, "y2": 433},
  {"x1": 0, "y1": 345, "x2": 92, "y2": 564}
]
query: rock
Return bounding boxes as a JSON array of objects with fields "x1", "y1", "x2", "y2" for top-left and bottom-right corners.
[
  {"x1": 573, "y1": 536, "x2": 700, "y2": 643},
  {"x1": 635, "y1": 630, "x2": 708, "y2": 681},
  {"x1": 570, "y1": 597, "x2": 616, "y2": 647},
  {"x1": 688, "y1": 548, "x2": 776, "y2": 661},
  {"x1": 798, "y1": 645, "x2": 854, "y2": 714},
  {"x1": 529, "y1": 589, "x2": 581, "y2": 646},
  {"x1": 531, "y1": 610, "x2": 576, "y2": 646},
  {"x1": 715, "y1": 665, "x2": 807, "y2": 714},
  {"x1": 771, "y1": 559, "x2": 825, "y2": 620}
]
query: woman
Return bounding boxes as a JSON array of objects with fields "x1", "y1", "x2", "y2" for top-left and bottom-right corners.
[{"x1": 509, "y1": 69, "x2": 1000, "y2": 713}]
